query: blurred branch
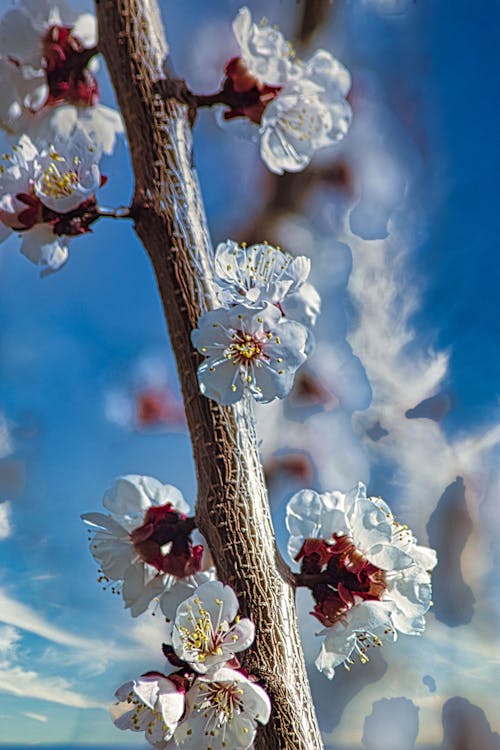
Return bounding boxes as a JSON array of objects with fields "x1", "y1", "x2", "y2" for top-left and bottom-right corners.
[
  {"x1": 94, "y1": 1, "x2": 324, "y2": 748},
  {"x1": 296, "y1": 0, "x2": 335, "y2": 46}
]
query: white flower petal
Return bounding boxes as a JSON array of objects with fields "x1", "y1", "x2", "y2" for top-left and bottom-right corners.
[
  {"x1": 367, "y1": 543, "x2": 416, "y2": 571},
  {"x1": 19, "y1": 225, "x2": 69, "y2": 275}
]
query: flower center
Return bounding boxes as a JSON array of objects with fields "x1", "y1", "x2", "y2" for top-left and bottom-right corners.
[
  {"x1": 228, "y1": 332, "x2": 265, "y2": 364},
  {"x1": 195, "y1": 681, "x2": 244, "y2": 728},
  {"x1": 40, "y1": 157, "x2": 79, "y2": 198},
  {"x1": 179, "y1": 598, "x2": 227, "y2": 663}
]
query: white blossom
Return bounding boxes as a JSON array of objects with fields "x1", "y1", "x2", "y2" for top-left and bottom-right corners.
[
  {"x1": 111, "y1": 673, "x2": 184, "y2": 748},
  {"x1": 287, "y1": 482, "x2": 437, "y2": 573},
  {"x1": 0, "y1": 132, "x2": 102, "y2": 274},
  {"x1": 165, "y1": 580, "x2": 255, "y2": 674},
  {"x1": 232, "y1": 6, "x2": 293, "y2": 86},
  {"x1": 213, "y1": 239, "x2": 320, "y2": 330},
  {"x1": 174, "y1": 667, "x2": 271, "y2": 750},
  {"x1": 0, "y1": 2, "x2": 123, "y2": 154},
  {"x1": 33, "y1": 129, "x2": 101, "y2": 213},
  {"x1": 315, "y1": 600, "x2": 397, "y2": 679},
  {"x1": 286, "y1": 482, "x2": 437, "y2": 678},
  {"x1": 0, "y1": 58, "x2": 47, "y2": 134},
  {"x1": 191, "y1": 303, "x2": 308, "y2": 405},
  {"x1": 0, "y1": 1, "x2": 95, "y2": 69},
  {"x1": 0, "y1": 135, "x2": 40, "y2": 230},
  {"x1": 220, "y1": 8, "x2": 352, "y2": 174},
  {"x1": 259, "y1": 77, "x2": 351, "y2": 175},
  {"x1": 81, "y1": 474, "x2": 211, "y2": 617}
]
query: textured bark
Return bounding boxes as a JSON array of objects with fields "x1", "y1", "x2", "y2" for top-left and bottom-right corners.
[{"x1": 94, "y1": 2, "x2": 324, "y2": 749}]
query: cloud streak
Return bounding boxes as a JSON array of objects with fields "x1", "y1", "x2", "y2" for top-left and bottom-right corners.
[
  {"x1": 0, "y1": 588, "x2": 113, "y2": 657},
  {"x1": 0, "y1": 665, "x2": 102, "y2": 709}
]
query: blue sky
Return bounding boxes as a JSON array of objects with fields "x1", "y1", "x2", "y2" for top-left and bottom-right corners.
[{"x1": 0, "y1": 0, "x2": 499, "y2": 746}]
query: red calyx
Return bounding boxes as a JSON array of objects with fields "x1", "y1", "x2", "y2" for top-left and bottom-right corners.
[
  {"x1": 42, "y1": 24, "x2": 99, "y2": 107},
  {"x1": 130, "y1": 504, "x2": 202, "y2": 578},
  {"x1": 297, "y1": 533, "x2": 386, "y2": 627},
  {"x1": 221, "y1": 56, "x2": 281, "y2": 125},
  {"x1": 15, "y1": 192, "x2": 43, "y2": 229}
]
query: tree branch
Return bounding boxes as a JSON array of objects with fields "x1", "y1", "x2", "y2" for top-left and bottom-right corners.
[{"x1": 94, "y1": 1, "x2": 324, "y2": 748}]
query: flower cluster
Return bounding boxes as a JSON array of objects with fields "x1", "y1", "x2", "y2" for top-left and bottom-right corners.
[
  {"x1": 191, "y1": 239, "x2": 320, "y2": 405},
  {"x1": 82, "y1": 474, "x2": 213, "y2": 618},
  {"x1": 286, "y1": 482, "x2": 437, "y2": 679},
  {"x1": 217, "y1": 7, "x2": 352, "y2": 173},
  {"x1": 0, "y1": 0, "x2": 122, "y2": 154},
  {"x1": 112, "y1": 581, "x2": 271, "y2": 750},
  {"x1": 0, "y1": 131, "x2": 104, "y2": 273}
]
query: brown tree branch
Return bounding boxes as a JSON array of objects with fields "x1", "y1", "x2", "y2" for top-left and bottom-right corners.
[{"x1": 94, "y1": 1, "x2": 324, "y2": 748}]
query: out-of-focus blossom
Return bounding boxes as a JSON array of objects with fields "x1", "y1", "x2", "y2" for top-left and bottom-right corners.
[
  {"x1": 104, "y1": 353, "x2": 186, "y2": 432},
  {"x1": 165, "y1": 581, "x2": 255, "y2": 674},
  {"x1": 111, "y1": 672, "x2": 185, "y2": 748},
  {"x1": 174, "y1": 666, "x2": 271, "y2": 750},
  {"x1": 286, "y1": 482, "x2": 436, "y2": 678},
  {"x1": 216, "y1": 6, "x2": 351, "y2": 174},
  {"x1": 81, "y1": 475, "x2": 207, "y2": 617},
  {"x1": 0, "y1": 2, "x2": 123, "y2": 153},
  {"x1": 0, "y1": 132, "x2": 103, "y2": 274},
  {"x1": 191, "y1": 303, "x2": 308, "y2": 405},
  {"x1": 264, "y1": 451, "x2": 315, "y2": 488}
]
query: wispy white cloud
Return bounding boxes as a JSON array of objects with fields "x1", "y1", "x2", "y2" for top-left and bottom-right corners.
[
  {"x1": 0, "y1": 588, "x2": 113, "y2": 657},
  {"x1": 0, "y1": 501, "x2": 12, "y2": 540},
  {"x1": 0, "y1": 665, "x2": 102, "y2": 709},
  {"x1": 347, "y1": 229, "x2": 500, "y2": 539},
  {"x1": 0, "y1": 624, "x2": 21, "y2": 659},
  {"x1": 23, "y1": 711, "x2": 48, "y2": 723}
]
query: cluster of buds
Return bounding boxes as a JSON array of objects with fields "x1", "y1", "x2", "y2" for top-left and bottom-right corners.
[{"x1": 112, "y1": 581, "x2": 271, "y2": 750}]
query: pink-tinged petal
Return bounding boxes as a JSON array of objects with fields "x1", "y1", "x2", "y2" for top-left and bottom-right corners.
[{"x1": 222, "y1": 617, "x2": 255, "y2": 653}]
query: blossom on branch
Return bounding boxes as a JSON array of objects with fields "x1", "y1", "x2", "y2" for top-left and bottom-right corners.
[
  {"x1": 81, "y1": 474, "x2": 211, "y2": 618},
  {"x1": 111, "y1": 672, "x2": 185, "y2": 748},
  {"x1": 215, "y1": 6, "x2": 352, "y2": 173},
  {"x1": 0, "y1": 1, "x2": 123, "y2": 153},
  {"x1": 175, "y1": 666, "x2": 271, "y2": 750},
  {"x1": 213, "y1": 239, "x2": 320, "y2": 328},
  {"x1": 286, "y1": 482, "x2": 437, "y2": 678},
  {"x1": 164, "y1": 581, "x2": 255, "y2": 674},
  {"x1": 191, "y1": 303, "x2": 308, "y2": 405},
  {"x1": 0, "y1": 131, "x2": 104, "y2": 274}
]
